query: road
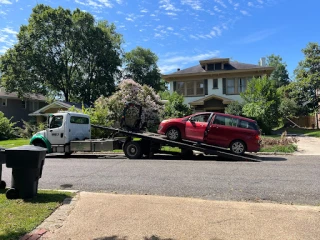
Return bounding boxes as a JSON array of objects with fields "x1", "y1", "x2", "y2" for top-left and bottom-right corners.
[{"x1": 1, "y1": 154, "x2": 320, "y2": 205}]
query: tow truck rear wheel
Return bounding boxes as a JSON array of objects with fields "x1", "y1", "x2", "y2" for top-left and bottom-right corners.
[{"x1": 123, "y1": 141, "x2": 142, "y2": 159}]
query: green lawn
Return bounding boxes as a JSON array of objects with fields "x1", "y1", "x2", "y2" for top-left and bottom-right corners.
[
  {"x1": 0, "y1": 190, "x2": 74, "y2": 240},
  {"x1": 285, "y1": 128, "x2": 320, "y2": 137},
  {"x1": 0, "y1": 139, "x2": 30, "y2": 148}
]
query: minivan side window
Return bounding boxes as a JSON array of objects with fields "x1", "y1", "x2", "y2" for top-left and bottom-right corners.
[
  {"x1": 239, "y1": 120, "x2": 258, "y2": 130},
  {"x1": 213, "y1": 115, "x2": 237, "y2": 127},
  {"x1": 191, "y1": 114, "x2": 210, "y2": 122}
]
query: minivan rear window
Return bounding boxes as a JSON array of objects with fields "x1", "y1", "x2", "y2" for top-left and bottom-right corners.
[{"x1": 239, "y1": 120, "x2": 259, "y2": 130}]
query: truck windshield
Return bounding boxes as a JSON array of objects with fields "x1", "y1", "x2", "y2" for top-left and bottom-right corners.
[{"x1": 50, "y1": 115, "x2": 63, "y2": 129}]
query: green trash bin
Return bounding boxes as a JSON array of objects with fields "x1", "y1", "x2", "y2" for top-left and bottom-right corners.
[
  {"x1": 5, "y1": 145, "x2": 46, "y2": 199},
  {"x1": 0, "y1": 148, "x2": 6, "y2": 189}
]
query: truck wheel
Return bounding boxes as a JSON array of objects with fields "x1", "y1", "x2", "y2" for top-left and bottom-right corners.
[
  {"x1": 166, "y1": 127, "x2": 181, "y2": 141},
  {"x1": 6, "y1": 188, "x2": 19, "y2": 199},
  {"x1": 230, "y1": 140, "x2": 246, "y2": 155},
  {"x1": 123, "y1": 141, "x2": 142, "y2": 159},
  {"x1": 0, "y1": 180, "x2": 6, "y2": 189}
]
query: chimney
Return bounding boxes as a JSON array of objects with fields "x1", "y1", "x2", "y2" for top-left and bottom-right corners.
[
  {"x1": 177, "y1": 68, "x2": 180, "y2": 71},
  {"x1": 259, "y1": 57, "x2": 266, "y2": 67}
]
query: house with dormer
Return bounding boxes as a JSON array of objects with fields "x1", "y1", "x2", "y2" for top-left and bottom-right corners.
[{"x1": 161, "y1": 58, "x2": 274, "y2": 112}]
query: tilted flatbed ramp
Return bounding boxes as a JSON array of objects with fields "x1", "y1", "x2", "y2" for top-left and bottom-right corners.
[{"x1": 92, "y1": 124, "x2": 261, "y2": 162}]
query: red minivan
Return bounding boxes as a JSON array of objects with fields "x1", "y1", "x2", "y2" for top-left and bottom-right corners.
[{"x1": 157, "y1": 112, "x2": 261, "y2": 155}]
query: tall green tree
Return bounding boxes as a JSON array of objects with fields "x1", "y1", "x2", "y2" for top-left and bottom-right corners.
[
  {"x1": 294, "y1": 42, "x2": 320, "y2": 114},
  {"x1": 241, "y1": 76, "x2": 280, "y2": 134},
  {"x1": 0, "y1": 4, "x2": 123, "y2": 104},
  {"x1": 123, "y1": 47, "x2": 165, "y2": 91},
  {"x1": 159, "y1": 91, "x2": 192, "y2": 118},
  {"x1": 266, "y1": 54, "x2": 290, "y2": 87}
]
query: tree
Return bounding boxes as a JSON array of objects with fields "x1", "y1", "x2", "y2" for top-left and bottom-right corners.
[
  {"x1": 241, "y1": 76, "x2": 280, "y2": 134},
  {"x1": 266, "y1": 54, "x2": 290, "y2": 87},
  {"x1": 224, "y1": 101, "x2": 244, "y2": 116},
  {"x1": 160, "y1": 91, "x2": 192, "y2": 118},
  {"x1": 294, "y1": 42, "x2": 320, "y2": 115},
  {"x1": 123, "y1": 47, "x2": 165, "y2": 91},
  {"x1": 0, "y1": 4, "x2": 123, "y2": 105}
]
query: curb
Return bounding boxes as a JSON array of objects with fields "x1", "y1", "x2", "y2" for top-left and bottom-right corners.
[{"x1": 20, "y1": 190, "x2": 80, "y2": 240}]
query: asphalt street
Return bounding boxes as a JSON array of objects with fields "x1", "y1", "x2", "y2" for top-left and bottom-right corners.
[{"x1": 1, "y1": 154, "x2": 320, "y2": 205}]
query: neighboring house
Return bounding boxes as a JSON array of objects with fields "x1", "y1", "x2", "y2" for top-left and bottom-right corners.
[
  {"x1": 0, "y1": 87, "x2": 47, "y2": 127},
  {"x1": 29, "y1": 101, "x2": 85, "y2": 124},
  {"x1": 162, "y1": 57, "x2": 274, "y2": 112}
]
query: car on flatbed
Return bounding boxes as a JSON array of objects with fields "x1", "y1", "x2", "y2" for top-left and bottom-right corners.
[{"x1": 157, "y1": 112, "x2": 261, "y2": 155}]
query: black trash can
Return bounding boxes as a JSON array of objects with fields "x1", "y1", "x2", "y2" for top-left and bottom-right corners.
[
  {"x1": 0, "y1": 148, "x2": 6, "y2": 189},
  {"x1": 5, "y1": 145, "x2": 46, "y2": 199}
]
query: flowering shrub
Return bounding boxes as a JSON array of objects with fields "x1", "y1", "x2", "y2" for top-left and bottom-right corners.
[{"x1": 103, "y1": 79, "x2": 164, "y2": 131}]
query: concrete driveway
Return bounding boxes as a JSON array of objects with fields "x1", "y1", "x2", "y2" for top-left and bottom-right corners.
[{"x1": 294, "y1": 136, "x2": 320, "y2": 155}]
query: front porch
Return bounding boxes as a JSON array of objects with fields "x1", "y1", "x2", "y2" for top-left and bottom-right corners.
[{"x1": 189, "y1": 94, "x2": 234, "y2": 113}]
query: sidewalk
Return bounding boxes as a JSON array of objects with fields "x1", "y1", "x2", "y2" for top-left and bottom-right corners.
[{"x1": 26, "y1": 192, "x2": 320, "y2": 240}]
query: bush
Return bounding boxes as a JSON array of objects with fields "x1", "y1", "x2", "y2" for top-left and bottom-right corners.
[
  {"x1": 17, "y1": 119, "x2": 47, "y2": 138},
  {"x1": 225, "y1": 101, "x2": 244, "y2": 116},
  {"x1": 260, "y1": 131, "x2": 298, "y2": 148},
  {"x1": 0, "y1": 111, "x2": 17, "y2": 140},
  {"x1": 160, "y1": 91, "x2": 192, "y2": 119}
]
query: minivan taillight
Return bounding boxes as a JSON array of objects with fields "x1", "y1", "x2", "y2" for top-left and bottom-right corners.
[{"x1": 255, "y1": 134, "x2": 260, "y2": 140}]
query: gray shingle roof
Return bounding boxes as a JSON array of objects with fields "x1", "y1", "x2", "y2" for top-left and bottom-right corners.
[
  {"x1": 0, "y1": 88, "x2": 46, "y2": 101},
  {"x1": 168, "y1": 61, "x2": 266, "y2": 76}
]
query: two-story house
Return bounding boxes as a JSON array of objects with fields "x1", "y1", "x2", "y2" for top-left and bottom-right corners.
[
  {"x1": 162, "y1": 58, "x2": 274, "y2": 112},
  {"x1": 0, "y1": 87, "x2": 47, "y2": 126}
]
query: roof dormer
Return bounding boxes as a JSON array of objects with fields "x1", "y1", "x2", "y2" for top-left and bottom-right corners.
[{"x1": 200, "y1": 58, "x2": 230, "y2": 71}]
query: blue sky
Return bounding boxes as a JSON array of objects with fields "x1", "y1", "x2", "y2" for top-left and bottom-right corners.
[{"x1": 0, "y1": 0, "x2": 319, "y2": 78}]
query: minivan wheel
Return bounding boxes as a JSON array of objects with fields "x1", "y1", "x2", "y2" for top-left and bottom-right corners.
[
  {"x1": 166, "y1": 128, "x2": 181, "y2": 141},
  {"x1": 230, "y1": 140, "x2": 246, "y2": 155}
]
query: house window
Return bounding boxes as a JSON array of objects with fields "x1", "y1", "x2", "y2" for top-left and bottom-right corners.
[
  {"x1": 174, "y1": 80, "x2": 205, "y2": 96},
  {"x1": 176, "y1": 82, "x2": 185, "y2": 95},
  {"x1": 186, "y1": 82, "x2": 194, "y2": 95},
  {"x1": 22, "y1": 100, "x2": 26, "y2": 109},
  {"x1": 207, "y1": 63, "x2": 222, "y2": 71},
  {"x1": 226, "y1": 79, "x2": 236, "y2": 94},
  {"x1": 1, "y1": 98, "x2": 7, "y2": 107},
  {"x1": 213, "y1": 79, "x2": 218, "y2": 89},
  {"x1": 225, "y1": 77, "x2": 251, "y2": 95},
  {"x1": 238, "y1": 78, "x2": 247, "y2": 93},
  {"x1": 196, "y1": 82, "x2": 204, "y2": 95},
  {"x1": 30, "y1": 101, "x2": 39, "y2": 111}
]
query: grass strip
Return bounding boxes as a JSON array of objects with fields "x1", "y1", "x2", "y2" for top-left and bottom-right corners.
[{"x1": 0, "y1": 190, "x2": 74, "y2": 240}]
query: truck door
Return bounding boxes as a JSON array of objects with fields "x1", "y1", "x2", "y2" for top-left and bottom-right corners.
[
  {"x1": 185, "y1": 113, "x2": 210, "y2": 142},
  {"x1": 47, "y1": 115, "x2": 66, "y2": 145}
]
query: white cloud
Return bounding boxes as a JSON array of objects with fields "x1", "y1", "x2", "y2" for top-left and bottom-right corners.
[
  {"x1": 181, "y1": 0, "x2": 202, "y2": 10},
  {"x1": 248, "y1": 2, "x2": 254, "y2": 7},
  {"x1": 214, "y1": 6, "x2": 222, "y2": 12},
  {"x1": 257, "y1": 0, "x2": 264, "y2": 4},
  {"x1": 74, "y1": 0, "x2": 112, "y2": 8},
  {"x1": 1, "y1": 27, "x2": 18, "y2": 35},
  {"x1": 125, "y1": 17, "x2": 134, "y2": 22},
  {"x1": 159, "y1": 0, "x2": 180, "y2": 11},
  {"x1": 141, "y1": 9, "x2": 148, "y2": 13},
  {"x1": 0, "y1": 0, "x2": 12, "y2": 4},
  {"x1": 240, "y1": 10, "x2": 250, "y2": 15},
  {"x1": 162, "y1": 51, "x2": 220, "y2": 64},
  {"x1": 0, "y1": 10, "x2": 7, "y2": 15},
  {"x1": 166, "y1": 12, "x2": 177, "y2": 16},
  {"x1": 115, "y1": 0, "x2": 122, "y2": 4},
  {"x1": 167, "y1": 27, "x2": 174, "y2": 31},
  {"x1": 0, "y1": 46, "x2": 9, "y2": 54},
  {"x1": 233, "y1": 29, "x2": 277, "y2": 44},
  {"x1": 214, "y1": 0, "x2": 227, "y2": 8},
  {"x1": 211, "y1": 26, "x2": 222, "y2": 36}
]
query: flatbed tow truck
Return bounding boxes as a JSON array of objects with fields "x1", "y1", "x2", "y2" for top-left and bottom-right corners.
[{"x1": 30, "y1": 103, "x2": 261, "y2": 162}]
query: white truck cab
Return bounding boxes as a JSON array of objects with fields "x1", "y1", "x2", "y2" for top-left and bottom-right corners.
[{"x1": 31, "y1": 112, "x2": 91, "y2": 153}]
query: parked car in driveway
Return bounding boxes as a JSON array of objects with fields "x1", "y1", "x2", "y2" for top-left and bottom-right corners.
[{"x1": 157, "y1": 112, "x2": 261, "y2": 155}]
